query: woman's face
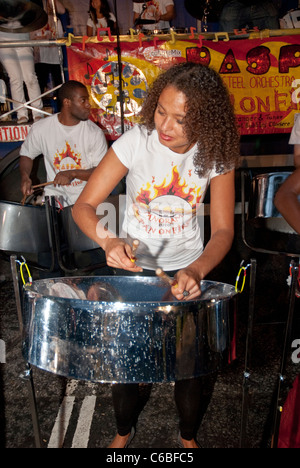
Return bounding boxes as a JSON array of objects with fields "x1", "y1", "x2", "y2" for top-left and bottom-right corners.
[
  {"x1": 154, "y1": 85, "x2": 194, "y2": 154},
  {"x1": 91, "y1": 0, "x2": 101, "y2": 9}
]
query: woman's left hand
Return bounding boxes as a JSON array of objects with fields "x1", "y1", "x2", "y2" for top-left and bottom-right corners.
[{"x1": 171, "y1": 267, "x2": 202, "y2": 301}]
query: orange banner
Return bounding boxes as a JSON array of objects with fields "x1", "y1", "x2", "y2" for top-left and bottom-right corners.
[{"x1": 67, "y1": 35, "x2": 300, "y2": 140}]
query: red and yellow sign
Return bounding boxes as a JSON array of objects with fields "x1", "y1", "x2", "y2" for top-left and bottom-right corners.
[{"x1": 67, "y1": 35, "x2": 300, "y2": 139}]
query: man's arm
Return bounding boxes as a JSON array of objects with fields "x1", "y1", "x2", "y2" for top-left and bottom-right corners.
[
  {"x1": 20, "y1": 156, "x2": 34, "y2": 196},
  {"x1": 159, "y1": 4, "x2": 175, "y2": 22},
  {"x1": 294, "y1": 144, "x2": 300, "y2": 168},
  {"x1": 53, "y1": 167, "x2": 96, "y2": 186}
]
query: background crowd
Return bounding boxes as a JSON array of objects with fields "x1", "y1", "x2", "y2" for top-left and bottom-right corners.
[{"x1": 0, "y1": 0, "x2": 299, "y2": 124}]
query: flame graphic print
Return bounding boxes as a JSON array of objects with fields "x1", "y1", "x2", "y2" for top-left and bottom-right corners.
[
  {"x1": 132, "y1": 166, "x2": 203, "y2": 238},
  {"x1": 136, "y1": 166, "x2": 202, "y2": 211},
  {"x1": 53, "y1": 142, "x2": 82, "y2": 171}
]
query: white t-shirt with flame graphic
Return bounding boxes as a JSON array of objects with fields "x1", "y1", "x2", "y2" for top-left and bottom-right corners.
[
  {"x1": 20, "y1": 114, "x2": 108, "y2": 206},
  {"x1": 112, "y1": 125, "x2": 221, "y2": 271}
]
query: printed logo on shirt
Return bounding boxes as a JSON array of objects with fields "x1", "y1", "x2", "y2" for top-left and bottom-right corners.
[
  {"x1": 53, "y1": 141, "x2": 83, "y2": 185},
  {"x1": 132, "y1": 166, "x2": 203, "y2": 238}
]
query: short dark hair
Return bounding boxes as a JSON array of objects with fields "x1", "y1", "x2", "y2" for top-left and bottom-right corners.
[{"x1": 57, "y1": 80, "x2": 87, "y2": 107}]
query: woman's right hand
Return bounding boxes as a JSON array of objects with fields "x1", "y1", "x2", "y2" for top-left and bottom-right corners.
[{"x1": 104, "y1": 237, "x2": 143, "y2": 272}]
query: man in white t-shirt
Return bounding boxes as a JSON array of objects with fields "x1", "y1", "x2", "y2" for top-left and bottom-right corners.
[
  {"x1": 133, "y1": 0, "x2": 175, "y2": 31},
  {"x1": 20, "y1": 80, "x2": 108, "y2": 207}
]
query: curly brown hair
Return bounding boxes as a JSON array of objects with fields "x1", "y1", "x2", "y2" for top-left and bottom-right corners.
[{"x1": 139, "y1": 62, "x2": 240, "y2": 177}]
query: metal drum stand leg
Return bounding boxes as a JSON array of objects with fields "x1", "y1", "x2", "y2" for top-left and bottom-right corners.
[
  {"x1": 240, "y1": 258, "x2": 257, "y2": 448},
  {"x1": 270, "y1": 259, "x2": 299, "y2": 448},
  {"x1": 10, "y1": 255, "x2": 42, "y2": 448}
]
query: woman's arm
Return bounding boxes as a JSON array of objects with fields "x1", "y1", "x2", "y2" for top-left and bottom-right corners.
[
  {"x1": 72, "y1": 148, "x2": 143, "y2": 272},
  {"x1": 174, "y1": 169, "x2": 235, "y2": 300},
  {"x1": 87, "y1": 25, "x2": 94, "y2": 36}
]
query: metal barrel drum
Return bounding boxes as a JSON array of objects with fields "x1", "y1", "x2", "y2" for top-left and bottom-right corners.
[
  {"x1": 59, "y1": 205, "x2": 100, "y2": 252},
  {"x1": 59, "y1": 195, "x2": 125, "y2": 253},
  {"x1": 246, "y1": 172, "x2": 300, "y2": 255},
  {"x1": 247, "y1": 172, "x2": 295, "y2": 234},
  {"x1": 22, "y1": 276, "x2": 237, "y2": 383},
  {"x1": 0, "y1": 200, "x2": 51, "y2": 254}
]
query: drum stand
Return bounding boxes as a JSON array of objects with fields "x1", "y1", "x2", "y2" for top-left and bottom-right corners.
[
  {"x1": 239, "y1": 258, "x2": 256, "y2": 448},
  {"x1": 271, "y1": 260, "x2": 298, "y2": 448},
  {"x1": 240, "y1": 169, "x2": 300, "y2": 448},
  {"x1": 10, "y1": 255, "x2": 42, "y2": 448}
]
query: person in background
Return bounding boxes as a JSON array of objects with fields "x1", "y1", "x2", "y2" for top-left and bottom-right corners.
[
  {"x1": 31, "y1": 0, "x2": 65, "y2": 103},
  {"x1": 274, "y1": 113, "x2": 300, "y2": 233},
  {"x1": 0, "y1": 25, "x2": 43, "y2": 123},
  {"x1": 87, "y1": 0, "x2": 117, "y2": 36},
  {"x1": 274, "y1": 168, "x2": 300, "y2": 235},
  {"x1": 60, "y1": 0, "x2": 90, "y2": 36},
  {"x1": 288, "y1": 114, "x2": 300, "y2": 168},
  {"x1": 219, "y1": 0, "x2": 280, "y2": 31},
  {"x1": 19, "y1": 80, "x2": 108, "y2": 207},
  {"x1": 72, "y1": 62, "x2": 240, "y2": 448},
  {"x1": 133, "y1": 0, "x2": 175, "y2": 31}
]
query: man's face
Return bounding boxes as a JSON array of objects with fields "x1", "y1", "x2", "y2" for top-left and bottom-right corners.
[{"x1": 68, "y1": 88, "x2": 91, "y2": 122}]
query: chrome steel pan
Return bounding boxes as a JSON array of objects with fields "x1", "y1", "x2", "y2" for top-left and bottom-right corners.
[
  {"x1": 59, "y1": 195, "x2": 125, "y2": 252},
  {"x1": 60, "y1": 205, "x2": 100, "y2": 252},
  {"x1": 0, "y1": 200, "x2": 51, "y2": 253},
  {"x1": 22, "y1": 276, "x2": 237, "y2": 383},
  {"x1": 247, "y1": 172, "x2": 296, "y2": 234}
]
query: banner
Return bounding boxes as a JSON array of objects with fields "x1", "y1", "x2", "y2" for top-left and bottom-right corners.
[
  {"x1": 67, "y1": 35, "x2": 300, "y2": 139},
  {"x1": 0, "y1": 124, "x2": 29, "y2": 143}
]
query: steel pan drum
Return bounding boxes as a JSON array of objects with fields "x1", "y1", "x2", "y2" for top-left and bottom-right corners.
[
  {"x1": 22, "y1": 276, "x2": 237, "y2": 383},
  {"x1": 0, "y1": 200, "x2": 51, "y2": 253},
  {"x1": 247, "y1": 172, "x2": 296, "y2": 234},
  {"x1": 60, "y1": 205, "x2": 100, "y2": 252},
  {"x1": 60, "y1": 195, "x2": 125, "y2": 252}
]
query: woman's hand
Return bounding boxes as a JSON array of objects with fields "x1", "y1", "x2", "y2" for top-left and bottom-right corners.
[
  {"x1": 104, "y1": 237, "x2": 143, "y2": 272},
  {"x1": 172, "y1": 266, "x2": 202, "y2": 301}
]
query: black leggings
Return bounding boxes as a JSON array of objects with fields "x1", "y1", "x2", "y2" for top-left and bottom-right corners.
[{"x1": 112, "y1": 377, "x2": 202, "y2": 440}]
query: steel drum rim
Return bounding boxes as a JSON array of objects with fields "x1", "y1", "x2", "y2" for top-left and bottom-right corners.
[
  {"x1": 24, "y1": 276, "x2": 237, "y2": 306},
  {"x1": 0, "y1": 199, "x2": 46, "y2": 209}
]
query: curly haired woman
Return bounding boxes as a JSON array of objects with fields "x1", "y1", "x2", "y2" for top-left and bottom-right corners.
[{"x1": 73, "y1": 62, "x2": 240, "y2": 448}]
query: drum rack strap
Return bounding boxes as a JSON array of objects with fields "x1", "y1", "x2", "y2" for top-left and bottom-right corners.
[
  {"x1": 15, "y1": 256, "x2": 32, "y2": 286},
  {"x1": 235, "y1": 260, "x2": 251, "y2": 293}
]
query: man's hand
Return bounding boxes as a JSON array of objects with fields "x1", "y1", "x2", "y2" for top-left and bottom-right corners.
[
  {"x1": 53, "y1": 170, "x2": 75, "y2": 186},
  {"x1": 21, "y1": 176, "x2": 33, "y2": 197}
]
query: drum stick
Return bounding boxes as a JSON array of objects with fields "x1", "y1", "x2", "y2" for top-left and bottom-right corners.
[
  {"x1": 32, "y1": 181, "x2": 54, "y2": 190},
  {"x1": 21, "y1": 181, "x2": 54, "y2": 205},
  {"x1": 130, "y1": 239, "x2": 140, "y2": 262},
  {"x1": 156, "y1": 268, "x2": 178, "y2": 288}
]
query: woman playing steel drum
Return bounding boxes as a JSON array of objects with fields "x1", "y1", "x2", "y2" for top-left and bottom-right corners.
[{"x1": 72, "y1": 62, "x2": 240, "y2": 448}]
